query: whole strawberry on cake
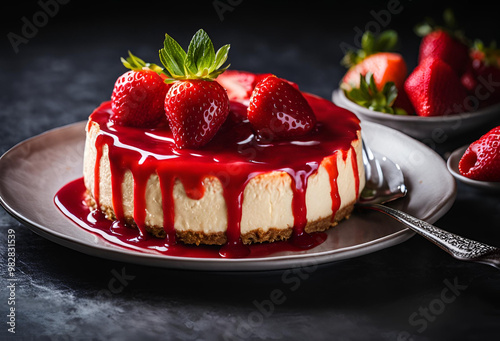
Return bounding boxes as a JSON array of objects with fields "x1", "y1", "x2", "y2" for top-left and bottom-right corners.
[{"x1": 83, "y1": 29, "x2": 365, "y2": 256}]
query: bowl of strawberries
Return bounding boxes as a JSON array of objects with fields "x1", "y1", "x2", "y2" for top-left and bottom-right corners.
[{"x1": 332, "y1": 15, "x2": 500, "y2": 141}]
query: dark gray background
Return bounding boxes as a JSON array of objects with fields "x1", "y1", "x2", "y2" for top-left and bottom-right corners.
[{"x1": 1, "y1": 1, "x2": 500, "y2": 340}]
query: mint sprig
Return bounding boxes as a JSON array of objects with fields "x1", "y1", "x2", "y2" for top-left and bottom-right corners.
[
  {"x1": 343, "y1": 73, "x2": 407, "y2": 115},
  {"x1": 341, "y1": 30, "x2": 398, "y2": 68},
  {"x1": 159, "y1": 29, "x2": 230, "y2": 82}
]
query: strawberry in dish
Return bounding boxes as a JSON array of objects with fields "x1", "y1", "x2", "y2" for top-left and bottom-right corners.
[
  {"x1": 340, "y1": 10, "x2": 500, "y2": 119},
  {"x1": 340, "y1": 30, "x2": 413, "y2": 115},
  {"x1": 61, "y1": 29, "x2": 366, "y2": 257},
  {"x1": 459, "y1": 126, "x2": 500, "y2": 182}
]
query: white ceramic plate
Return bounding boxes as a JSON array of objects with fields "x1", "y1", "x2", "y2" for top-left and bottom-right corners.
[
  {"x1": 447, "y1": 145, "x2": 500, "y2": 191},
  {"x1": 0, "y1": 121, "x2": 456, "y2": 271},
  {"x1": 332, "y1": 89, "x2": 500, "y2": 140}
]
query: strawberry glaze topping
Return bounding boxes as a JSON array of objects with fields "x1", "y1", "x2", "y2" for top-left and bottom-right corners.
[{"x1": 56, "y1": 94, "x2": 361, "y2": 258}]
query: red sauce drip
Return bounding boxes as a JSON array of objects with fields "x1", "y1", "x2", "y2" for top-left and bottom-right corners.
[
  {"x1": 219, "y1": 183, "x2": 249, "y2": 258},
  {"x1": 323, "y1": 155, "x2": 341, "y2": 222},
  {"x1": 93, "y1": 135, "x2": 103, "y2": 208},
  {"x1": 350, "y1": 146, "x2": 360, "y2": 197},
  {"x1": 109, "y1": 161, "x2": 125, "y2": 221},
  {"x1": 179, "y1": 175, "x2": 205, "y2": 200},
  {"x1": 132, "y1": 169, "x2": 150, "y2": 239},
  {"x1": 54, "y1": 178, "x2": 326, "y2": 258},
  {"x1": 288, "y1": 164, "x2": 318, "y2": 248},
  {"x1": 57, "y1": 92, "x2": 360, "y2": 258},
  {"x1": 158, "y1": 172, "x2": 176, "y2": 245}
]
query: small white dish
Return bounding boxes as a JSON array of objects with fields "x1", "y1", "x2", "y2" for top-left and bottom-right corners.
[
  {"x1": 447, "y1": 145, "x2": 500, "y2": 191},
  {"x1": 332, "y1": 89, "x2": 500, "y2": 140}
]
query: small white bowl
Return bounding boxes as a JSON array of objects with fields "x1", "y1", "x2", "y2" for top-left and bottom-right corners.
[
  {"x1": 332, "y1": 89, "x2": 500, "y2": 140},
  {"x1": 447, "y1": 145, "x2": 500, "y2": 191}
]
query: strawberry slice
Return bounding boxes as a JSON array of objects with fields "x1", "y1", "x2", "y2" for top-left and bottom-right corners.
[
  {"x1": 340, "y1": 30, "x2": 410, "y2": 114},
  {"x1": 160, "y1": 29, "x2": 231, "y2": 149},
  {"x1": 217, "y1": 70, "x2": 273, "y2": 103},
  {"x1": 217, "y1": 70, "x2": 296, "y2": 123},
  {"x1": 404, "y1": 58, "x2": 467, "y2": 117},
  {"x1": 111, "y1": 52, "x2": 171, "y2": 128},
  {"x1": 342, "y1": 52, "x2": 408, "y2": 93},
  {"x1": 247, "y1": 75, "x2": 316, "y2": 139},
  {"x1": 459, "y1": 126, "x2": 500, "y2": 182},
  {"x1": 341, "y1": 30, "x2": 407, "y2": 91}
]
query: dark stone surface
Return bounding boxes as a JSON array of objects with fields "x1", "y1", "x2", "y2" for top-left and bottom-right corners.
[{"x1": 1, "y1": 1, "x2": 500, "y2": 340}]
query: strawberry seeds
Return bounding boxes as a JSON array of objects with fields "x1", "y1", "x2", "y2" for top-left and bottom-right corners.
[{"x1": 109, "y1": 29, "x2": 317, "y2": 150}]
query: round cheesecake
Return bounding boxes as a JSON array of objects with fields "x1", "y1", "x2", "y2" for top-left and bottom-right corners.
[{"x1": 83, "y1": 85, "x2": 365, "y2": 247}]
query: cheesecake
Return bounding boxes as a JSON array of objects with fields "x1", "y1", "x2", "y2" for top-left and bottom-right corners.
[
  {"x1": 83, "y1": 90, "x2": 364, "y2": 246},
  {"x1": 78, "y1": 30, "x2": 365, "y2": 253}
]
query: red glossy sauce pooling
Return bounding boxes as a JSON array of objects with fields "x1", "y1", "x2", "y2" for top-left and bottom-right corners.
[
  {"x1": 55, "y1": 178, "x2": 328, "y2": 258},
  {"x1": 56, "y1": 93, "x2": 361, "y2": 259}
]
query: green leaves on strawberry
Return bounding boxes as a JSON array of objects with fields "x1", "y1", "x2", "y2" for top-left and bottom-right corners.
[
  {"x1": 159, "y1": 29, "x2": 230, "y2": 82},
  {"x1": 340, "y1": 30, "x2": 410, "y2": 115},
  {"x1": 111, "y1": 51, "x2": 171, "y2": 128},
  {"x1": 121, "y1": 51, "x2": 164, "y2": 75},
  {"x1": 159, "y1": 29, "x2": 231, "y2": 149},
  {"x1": 343, "y1": 73, "x2": 407, "y2": 115},
  {"x1": 414, "y1": 8, "x2": 470, "y2": 75},
  {"x1": 471, "y1": 40, "x2": 500, "y2": 68},
  {"x1": 414, "y1": 8, "x2": 465, "y2": 42},
  {"x1": 341, "y1": 30, "x2": 398, "y2": 68}
]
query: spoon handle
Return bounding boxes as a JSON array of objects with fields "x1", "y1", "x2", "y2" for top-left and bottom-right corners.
[{"x1": 359, "y1": 204, "x2": 500, "y2": 269}]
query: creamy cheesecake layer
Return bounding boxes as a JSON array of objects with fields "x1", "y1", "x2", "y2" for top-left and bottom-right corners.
[{"x1": 83, "y1": 120, "x2": 365, "y2": 245}]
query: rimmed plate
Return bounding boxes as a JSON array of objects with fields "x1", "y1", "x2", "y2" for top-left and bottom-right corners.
[
  {"x1": 447, "y1": 145, "x2": 500, "y2": 191},
  {"x1": 332, "y1": 89, "x2": 500, "y2": 140},
  {"x1": 0, "y1": 121, "x2": 456, "y2": 271}
]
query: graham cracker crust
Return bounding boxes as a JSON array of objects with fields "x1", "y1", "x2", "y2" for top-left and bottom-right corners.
[{"x1": 85, "y1": 191, "x2": 355, "y2": 246}]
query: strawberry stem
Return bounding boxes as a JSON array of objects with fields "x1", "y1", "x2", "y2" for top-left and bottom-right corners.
[
  {"x1": 341, "y1": 30, "x2": 398, "y2": 68},
  {"x1": 342, "y1": 73, "x2": 407, "y2": 115},
  {"x1": 159, "y1": 29, "x2": 230, "y2": 82},
  {"x1": 473, "y1": 40, "x2": 500, "y2": 68},
  {"x1": 121, "y1": 51, "x2": 164, "y2": 75},
  {"x1": 414, "y1": 8, "x2": 467, "y2": 44}
]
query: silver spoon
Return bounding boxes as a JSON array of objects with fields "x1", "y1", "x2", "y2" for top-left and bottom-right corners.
[{"x1": 358, "y1": 140, "x2": 500, "y2": 269}]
